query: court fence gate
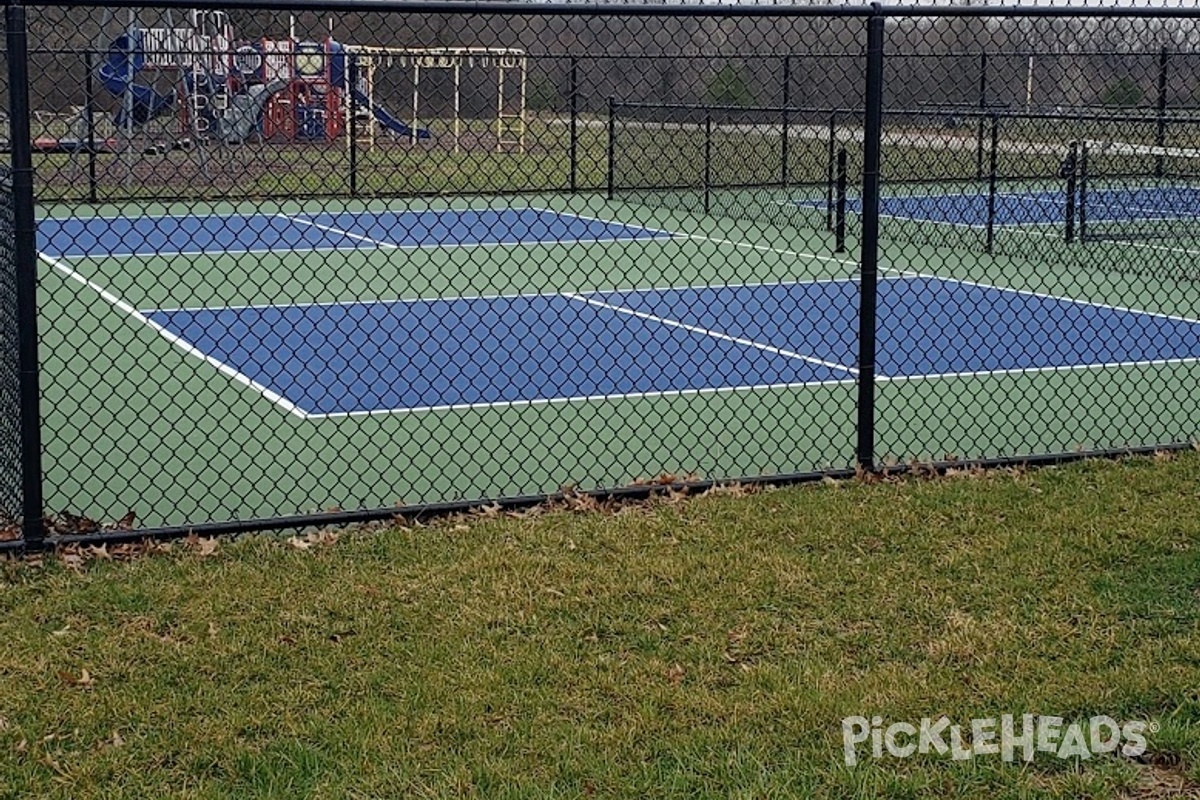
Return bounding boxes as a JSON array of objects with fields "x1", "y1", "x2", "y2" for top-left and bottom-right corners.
[{"x1": 5, "y1": 0, "x2": 1200, "y2": 549}]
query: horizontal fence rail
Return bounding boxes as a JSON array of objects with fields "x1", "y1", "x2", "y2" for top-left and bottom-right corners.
[{"x1": 5, "y1": 1, "x2": 1200, "y2": 548}]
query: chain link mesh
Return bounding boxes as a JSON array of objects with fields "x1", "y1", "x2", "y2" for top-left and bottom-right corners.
[
  {"x1": 10, "y1": 4, "x2": 1200, "y2": 537},
  {"x1": 0, "y1": 165, "x2": 22, "y2": 524}
]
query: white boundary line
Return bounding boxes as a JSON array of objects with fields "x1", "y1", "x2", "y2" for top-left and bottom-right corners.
[
  {"x1": 883, "y1": 267, "x2": 1200, "y2": 325},
  {"x1": 878, "y1": 354, "x2": 1200, "y2": 384},
  {"x1": 277, "y1": 213, "x2": 400, "y2": 249},
  {"x1": 41, "y1": 206, "x2": 677, "y2": 261},
  {"x1": 523, "y1": 205, "x2": 680, "y2": 239},
  {"x1": 1005, "y1": 225, "x2": 1200, "y2": 259},
  {"x1": 306, "y1": 377, "x2": 859, "y2": 419},
  {"x1": 286, "y1": 207, "x2": 677, "y2": 251},
  {"x1": 563, "y1": 292, "x2": 860, "y2": 375},
  {"x1": 58, "y1": 244, "x2": 372, "y2": 261},
  {"x1": 146, "y1": 274, "x2": 894, "y2": 315},
  {"x1": 679, "y1": 232, "x2": 858, "y2": 266},
  {"x1": 47, "y1": 233, "x2": 674, "y2": 262},
  {"x1": 39, "y1": 253, "x2": 313, "y2": 420}
]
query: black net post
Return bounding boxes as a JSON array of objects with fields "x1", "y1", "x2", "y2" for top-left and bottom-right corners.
[
  {"x1": 975, "y1": 51, "x2": 988, "y2": 181},
  {"x1": 703, "y1": 110, "x2": 713, "y2": 215},
  {"x1": 606, "y1": 96, "x2": 615, "y2": 200},
  {"x1": 856, "y1": 8, "x2": 885, "y2": 474},
  {"x1": 825, "y1": 110, "x2": 836, "y2": 230},
  {"x1": 83, "y1": 50, "x2": 98, "y2": 204},
  {"x1": 781, "y1": 55, "x2": 790, "y2": 188},
  {"x1": 569, "y1": 57, "x2": 579, "y2": 193},
  {"x1": 1063, "y1": 141, "x2": 1078, "y2": 244},
  {"x1": 348, "y1": 56, "x2": 359, "y2": 198},
  {"x1": 1155, "y1": 46, "x2": 1170, "y2": 180},
  {"x1": 835, "y1": 147, "x2": 847, "y2": 253},
  {"x1": 5, "y1": 1, "x2": 45, "y2": 548},
  {"x1": 985, "y1": 113, "x2": 999, "y2": 254},
  {"x1": 1078, "y1": 141, "x2": 1089, "y2": 242}
]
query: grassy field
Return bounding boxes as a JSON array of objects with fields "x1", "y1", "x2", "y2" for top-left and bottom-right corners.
[
  {"x1": 1, "y1": 453, "x2": 1198, "y2": 798},
  {"x1": 32, "y1": 112, "x2": 1130, "y2": 204}
]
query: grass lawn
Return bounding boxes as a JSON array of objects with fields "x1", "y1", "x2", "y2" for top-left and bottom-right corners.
[{"x1": 1, "y1": 453, "x2": 1199, "y2": 798}]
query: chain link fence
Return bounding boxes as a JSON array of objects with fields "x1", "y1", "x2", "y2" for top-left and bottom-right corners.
[{"x1": 5, "y1": 1, "x2": 1200, "y2": 548}]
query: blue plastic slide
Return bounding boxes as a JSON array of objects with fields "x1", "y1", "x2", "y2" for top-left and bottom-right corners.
[
  {"x1": 97, "y1": 32, "x2": 176, "y2": 127},
  {"x1": 350, "y1": 88, "x2": 431, "y2": 141},
  {"x1": 327, "y1": 41, "x2": 431, "y2": 141}
]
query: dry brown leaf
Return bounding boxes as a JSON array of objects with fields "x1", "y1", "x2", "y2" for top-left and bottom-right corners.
[
  {"x1": 665, "y1": 663, "x2": 686, "y2": 685},
  {"x1": 58, "y1": 668, "x2": 94, "y2": 688},
  {"x1": 193, "y1": 537, "x2": 219, "y2": 557},
  {"x1": 60, "y1": 550, "x2": 85, "y2": 573},
  {"x1": 287, "y1": 537, "x2": 311, "y2": 551}
]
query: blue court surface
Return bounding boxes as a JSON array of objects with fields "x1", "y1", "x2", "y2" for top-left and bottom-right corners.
[
  {"x1": 800, "y1": 185, "x2": 1200, "y2": 227},
  {"x1": 144, "y1": 276, "x2": 1200, "y2": 417},
  {"x1": 38, "y1": 207, "x2": 671, "y2": 258}
]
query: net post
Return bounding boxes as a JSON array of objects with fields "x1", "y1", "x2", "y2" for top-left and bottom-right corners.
[
  {"x1": 856, "y1": 6, "x2": 885, "y2": 475},
  {"x1": 1064, "y1": 141, "x2": 1078, "y2": 244},
  {"x1": 5, "y1": 1, "x2": 45, "y2": 550},
  {"x1": 348, "y1": 56, "x2": 359, "y2": 198},
  {"x1": 985, "y1": 113, "x2": 999, "y2": 254},
  {"x1": 825, "y1": 110, "x2": 836, "y2": 230},
  {"x1": 83, "y1": 49, "x2": 98, "y2": 204},
  {"x1": 606, "y1": 96, "x2": 615, "y2": 200},
  {"x1": 835, "y1": 147, "x2": 847, "y2": 253},
  {"x1": 1078, "y1": 141, "x2": 1089, "y2": 242},
  {"x1": 1155, "y1": 46, "x2": 1169, "y2": 180},
  {"x1": 569, "y1": 57, "x2": 579, "y2": 194},
  {"x1": 781, "y1": 55, "x2": 790, "y2": 189},
  {"x1": 703, "y1": 110, "x2": 713, "y2": 216},
  {"x1": 975, "y1": 51, "x2": 988, "y2": 181}
]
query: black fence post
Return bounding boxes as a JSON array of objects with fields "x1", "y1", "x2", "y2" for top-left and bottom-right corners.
[
  {"x1": 1155, "y1": 46, "x2": 1169, "y2": 180},
  {"x1": 348, "y1": 56, "x2": 359, "y2": 198},
  {"x1": 835, "y1": 147, "x2": 847, "y2": 253},
  {"x1": 781, "y1": 54, "x2": 790, "y2": 188},
  {"x1": 856, "y1": 6, "x2": 885, "y2": 474},
  {"x1": 985, "y1": 113, "x2": 999, "y2": 254},
  {"x1": 83, "y1": 50, "x2": 98, "y2": 204},
  {"x1": 703, "y1": 110, "x2": 713, "y2": 215},
  {"x1": 606, "y1": 96, "x2": 615, "y2": 200},
  {"x1": 6, "y1": 1, "x2": 45, "y2": 550},
  {"x1": 975, "y1": 51, "x2": 988, "y2": 181},
  {"x1": 569, "y1": 57, "x2": 579, "y2": 194},
  {"x1": 825, "y1": 110, "x2": 836, "y2": 230}
]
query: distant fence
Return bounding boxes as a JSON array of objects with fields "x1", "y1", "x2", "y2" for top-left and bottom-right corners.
[{"x1": 5, "y1": 0, "x2": 1200, "y2": 549}]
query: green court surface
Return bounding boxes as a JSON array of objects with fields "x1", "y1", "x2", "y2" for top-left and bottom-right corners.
[{"x1": 37, "y1": 189, "x2": 1200, "y2": 528}]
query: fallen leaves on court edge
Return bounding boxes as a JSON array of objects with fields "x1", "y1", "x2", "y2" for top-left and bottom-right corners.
[
  {"x1": 8, "y1": 450, "x2": 1189, "y2": 570},
  {"x1": 185, "y1": 534, "x2": 220, "y2": 558},
  {"x1": 287, "y1": 530, "x2": 340, "y2": 550}
]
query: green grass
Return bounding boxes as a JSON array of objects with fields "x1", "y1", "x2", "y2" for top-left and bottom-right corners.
[
  {"x1": 36, "y1": 113, "x2": 1160, "y2": 204},
  {"x1": 2, "y1": 453, "x2": 1200, "y2": 798}
]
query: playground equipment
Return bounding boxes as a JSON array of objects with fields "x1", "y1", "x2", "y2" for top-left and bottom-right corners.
[
  {"x1": 40, "y1": 8, "x2": 527, "y2": 166},
  {"x1": 337, "y1": 45, "x2": 527, "y2": 152}
]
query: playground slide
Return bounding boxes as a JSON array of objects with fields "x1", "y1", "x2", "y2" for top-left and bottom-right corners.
[
  {"x1": 97, "y1": 33, "x2": 176, "y2": 127},
  {"x1": 216, "y1": 79, "x2": 288, "y2": 144},
  {"x1": 350, "y1": 88, "x2": 431, "y2": 141}
]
